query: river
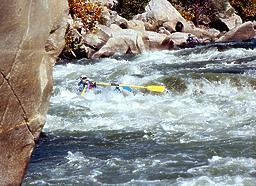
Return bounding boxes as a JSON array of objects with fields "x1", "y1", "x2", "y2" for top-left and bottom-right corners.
[{"x1": 23, "y1": 46, "x2": 256, "y2": 185}]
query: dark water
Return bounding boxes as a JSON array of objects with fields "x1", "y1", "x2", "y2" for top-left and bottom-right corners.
[{"x1": 24, "y1": 46, "x2": 256, "y2": 185}]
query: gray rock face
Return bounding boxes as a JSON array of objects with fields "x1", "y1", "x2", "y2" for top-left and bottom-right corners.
[{"x1": 0, "y1": 0, "x2": 68, "y2": 185}]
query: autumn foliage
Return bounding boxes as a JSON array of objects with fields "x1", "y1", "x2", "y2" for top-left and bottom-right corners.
[
  {"x1": 68, "y1": 0, "x2": 102, "y2": 32},
  {"x1": 230, "y1": 0, "x2": 256, "y2": 21}
]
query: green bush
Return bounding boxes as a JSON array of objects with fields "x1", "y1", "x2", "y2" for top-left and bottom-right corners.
[{"x1": 114, "y1": 0, "x2": 150, "y2": 19}]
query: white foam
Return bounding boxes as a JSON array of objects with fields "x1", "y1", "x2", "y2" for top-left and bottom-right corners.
[{"x1": 44, "y1": 49, "x2": 256, "y2": 142}]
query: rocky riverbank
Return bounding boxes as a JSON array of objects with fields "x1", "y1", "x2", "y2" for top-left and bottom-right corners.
[
  {"x1": 0, "y1": 0, "x2": 255, "y2": 184},
  {"x1": 60, "y1": 0, "x2": 256, "y2": 60}
]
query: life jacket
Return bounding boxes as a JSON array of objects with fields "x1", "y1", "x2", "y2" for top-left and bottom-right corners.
[
  {"x1": 79, "y1": 80, "x2": 96, "y2": 93},
  {"x1": 186, "y1": 36, "x2": 194, "y2": 43}
]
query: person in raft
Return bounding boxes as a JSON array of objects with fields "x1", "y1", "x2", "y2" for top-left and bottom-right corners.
[
  {"x1": 186, "y1": 33, "x2": 200, "y2": 44},
  {"x1": 78, "y1": 75, "x2": 96, "y2": 93}
]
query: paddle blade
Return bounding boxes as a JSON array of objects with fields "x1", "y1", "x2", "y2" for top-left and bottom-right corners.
[
  {"x1": 146, "y1": 85, "x2": 165, "y2": 93},
  {"x1": 97, "y1": 82, "x2": 112, "y2": 86}
]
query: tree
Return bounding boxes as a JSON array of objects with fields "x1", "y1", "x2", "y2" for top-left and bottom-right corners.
[
  {"x1": 230, "y1": 0, "x2": 256, "y2": 21},
  {"x1": 68, "y1": 0, "x2": 102, "y2": 32}
]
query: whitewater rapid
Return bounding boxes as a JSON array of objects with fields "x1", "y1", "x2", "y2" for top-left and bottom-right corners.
[{"x1": 24, "y1": 47, "x2": 256, "y2": 185}]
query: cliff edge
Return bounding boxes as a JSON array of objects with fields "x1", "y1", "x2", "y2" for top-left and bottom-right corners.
[{"x1": 0, "y1": 1, "x2": 68, "y2": 185}]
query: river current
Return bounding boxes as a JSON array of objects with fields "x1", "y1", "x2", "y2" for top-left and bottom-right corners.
[{"x1": 24, "y1": 46, "x2": 256, "y2": 185}]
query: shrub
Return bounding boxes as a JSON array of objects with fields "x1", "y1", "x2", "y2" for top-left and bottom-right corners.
[
  {"x1": 230, "y1": 0, "x2": 256, "y2": 21},
  {"x1": 68, "y1": 0, "x2": 103, "y2": 32},
  {"x1": 114, "y1": 0, "x2": 150, "y2": 19}
]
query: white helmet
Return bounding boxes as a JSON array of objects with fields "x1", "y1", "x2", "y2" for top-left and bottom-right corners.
[{"x1": 80, "y1": 75, "x2": 87, "y2": 79}]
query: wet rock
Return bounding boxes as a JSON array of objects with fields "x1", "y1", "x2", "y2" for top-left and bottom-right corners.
[
  {"x1": 161, "y1": 76, "x2": 187, "y2": 93},
  {"x1": 0, "y1": 0, "x2": 68, "y2": 185}
]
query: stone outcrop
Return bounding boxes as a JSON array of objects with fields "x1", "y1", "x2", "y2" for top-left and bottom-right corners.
[
  {"x1": 92, "y1": 27, "x2": 146, "y2": 58},
  {"x1": 211, "y1": 0, "x2": 243, "y2": 31},
  {"x1": 218, "y1": 14, "x2": 243, "y2": 30},
  {"x1": 134, "y1": 0, "x2": 191, "y2": 32},
  {"x1": 0, "y1": 0, "x2": 68, "y2": 185},
  {"x1": 217, "y1": 22, "x2": 256, "y2": 42},
  {"x1": 144, "y1": 0, "x2": 187, "y2": 25}
]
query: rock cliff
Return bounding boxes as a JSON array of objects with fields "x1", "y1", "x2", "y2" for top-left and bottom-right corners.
[{"x1": 0, "y1": 0, "x2": 68, "y2": 185}]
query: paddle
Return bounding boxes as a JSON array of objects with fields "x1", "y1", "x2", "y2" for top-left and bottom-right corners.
[{"x1": 97, "y1": 82, "x2": 165, "y2": 93}]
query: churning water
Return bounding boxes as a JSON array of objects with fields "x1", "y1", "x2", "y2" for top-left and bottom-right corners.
[{"x1": 24, "y1": 46, "x2": 256, "y2": 185}]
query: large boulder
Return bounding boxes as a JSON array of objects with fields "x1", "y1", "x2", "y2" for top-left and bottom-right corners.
[
  {"x1": 218, "y1": 14, "x2": 243, "y2": 31},
  {"x1": 210, "y1": 0, "x2": 242, "y2": 31},
  {"x1": 188, "y1": 28, "x2": 220, "y2": 42},
  {"x1": 134, "y1": 0, "x2": 191, "y2": 32},
  {"x1": 168, "y1": 32, "x2": 188, "y2": 45},
  {"x1": 145, "y1": 0, "x2": 186, "y2": 24},
  {"x1": 143, "y1": 31, "x2": 174, "y2": 50},
  {"x1": 217, "y1": 22, "x2": 256, "y2": 42},
  {"x1": 92, "y1": 28, "x2": 145, "y2": 58},
  {"x1": 0, "y1": 0, "x2": 68, "y2": 185}
]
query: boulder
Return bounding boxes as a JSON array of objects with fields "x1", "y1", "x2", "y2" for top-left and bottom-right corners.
[
  {"x1": 92, "y1": 37, "x2": 130, "y2": 58},
  {"x1": 101, "y1": 6, "x2": 112, "y2": 24},
  {"x1": 210, "y1": 0, "x2": 242, "y2": 31},
  {"x1": 145, "y1": 0, "x2": 186, "y2": 23},
  {"x1": 0, "y1": 0, "x2": 68, "y2": 185},
  {"x1": 168, "y1": 32, "x2": 188, "y2": 45},
  {"x1": 127, "y1": 20, "x2": 145, "y2": 32},
  {"x1": 188, "y1": 28, "x2": 220, "y2": 42},
  {"x1": 158, "y1": 27, "x2": 171, "y2": 35},
  {"x1": 96, "y1": 24, "x2": 113, "y2": 40},
  {"x1": 80, "y1": 44, "x2": 96, "y2": 59},
  {"x1": 92, "y1": 29, "x2": 145, "y2": 58},
  {"x1": 83, "y1": 33, "x2": 107, "y2": 50},
  {"x1": 143, "y1": 19, "x2": 162, "y2": 31},
  {"x1": 95, "y1": 0, "x2": 118, "y2": 8},
  {"x1": 218, "y1": 14, "x2": 243, "y2": 30},
  {"x1": 143, "y1": 31, "x2": 173, "y2": 50},
  {"x1": 109, "y1": 12, "x2": 129, "y2": 28},
  {"x1": 253, "y1": 21, "x2": 256, "y2": 29},
  {"x1": 134, "y1": 0, "x2": 192, "y2": 32},
  {"x1": 217, "y1": 22, "x2": 256, "y2": 42},
  {"x1": 110, "y1": 23, "x2": 123, "y2": 32},
  {"x1": 163, "y1": 21, "x2": 176, "y2": 33}
]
